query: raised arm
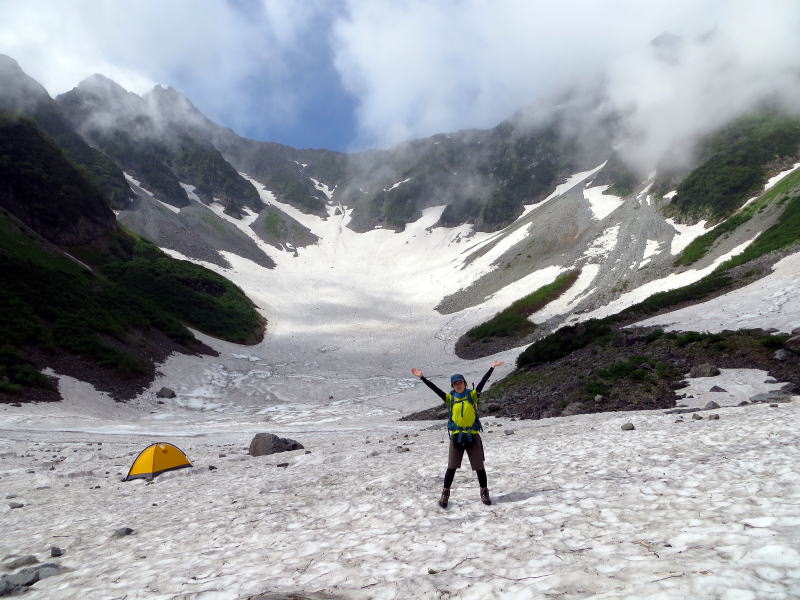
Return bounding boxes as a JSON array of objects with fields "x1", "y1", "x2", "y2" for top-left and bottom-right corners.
[
  {"x1": 476, "y1": 360, "x2": 505, "y2": 394},
  {"x1": 411, "y1": 368, "x2": 447, "y2": 401}
]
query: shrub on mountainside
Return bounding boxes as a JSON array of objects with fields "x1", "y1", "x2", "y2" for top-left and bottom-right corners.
[
  {"x1": 467, "y1": 270, "x2": 581, "y2": 342},
  {"x1": 516, "y1": 318, "x2": 613, "y2": 368}
]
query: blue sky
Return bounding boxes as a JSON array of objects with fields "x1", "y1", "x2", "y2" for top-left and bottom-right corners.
[{"x1": 1, "y1": 0, "x2": 799, "y2": 161}]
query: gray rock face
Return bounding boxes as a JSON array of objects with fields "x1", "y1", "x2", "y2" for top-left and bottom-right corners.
[
  {"x1": 704, "y1": 401, "x2": 721, "y2": 410},
  {"x1": 773, "y1": 349, "x2": 792, "y2": 361},
  {"x1": 49, "y1": 547, "x2": 63, "y2": 558},
  {"x1": 156, "y1": 387, "x2": 176, "y2": 399},
  {"x1": 248, "y1": 433, "x2": 304, "y2": 457},
  {"x1": 779, "y1": 382, "x2": 798, "y2": 393},
  {"x1": 621, "y1": 423, "x2": 635, "y2": 431},
  {"x1": 692, "y1": 413, "x2": 703, "y2": 420},
  {"x1": 708, "y1": 414, "x2": 720, "y2": 420},
  {"x1": 690, "y1": 363, "x2": 720, "y2": 378},
  {"x1": 8, "y1": 503, "x2": 23, "y2": 509},
  {"x1": 594, "y1": 395, "x2": 606, "y2": 402},
  {"x1": 504, "y1": 429, "x2": 515, "y2": 436},
  {"x1": 709, "y1": 386, "x2": 726, "y2": 393}
]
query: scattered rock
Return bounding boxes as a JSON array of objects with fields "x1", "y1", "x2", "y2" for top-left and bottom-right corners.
[
  {"x1": 276, "y1": 462, "x2": 289, "y2": 468},
  {"x1": 674, "y1": 419, "x2": 684, "y2": 423},
  {"x1": 208, "y1": 465, "x2": 217, "y2": 471},
  {"x1": 689, "y1": 363, "x2": 720, "y2": 378},
  {"x1": 692, "y1": 413, "x2": 703, "y2": 420},
  {"x1": 765, "y1": 328, "x2": 780, "y2": 334},
  {"x1": 779, "y1": 382, "x2": 798, "y2": 393},
  {"x1": 738, "y1": 401, "x2": 750, "y2": 406},
  {"x1": 773, "y1": 349, "x2": 792, "y2": 361},
  {"x1": 49, "y1": 547, "x2": 62, "y2": 558},
  {"x1": 594, "y1": 395, "x2": 606, "y2": 402},
  {"x1": 770, "y1": 404, "x2": 779, "y2": 408},
  {"x1": 621, "y1": 423, "x2": 635, "y2": 431},
  {"x1": 560, "y1": 401, "x2": 586, "y2": 417},
  {"x1": 764, "y1": 378, "x2": 778, "y2": 384},
  {"x1": 784, "y1": 336, "x2": 800, "y2": 352},
  {"x1": 111, "y1": 527, "x2": 134, "y2": 538},
  {"x1": 708, "y1": 414, "x2": 720, "y2": 420},
  {"x1": 504, "y1": 429, "x2": 515, "y2": 436},
  {"x1": 367, "y1": 451, "x2": 379, "y2": 458},
  {"x1": 4, "y1": 555, "x2": 38, "y2": 570},
  {"x1": 4, "y1": 494, "x2": 15, "y2": 500},
  {"x1": 750, "y1": 392, "x2": 793, "y2": 404},
  {"x1": 664, "y1": 407, "x2": 701, "y2": 415},
  {"x1": 248, "y1": 433, "x2": 304, "y2": 457},
  {"x1": 8, "y1": 503, "x2": 23, "y2": 509},
  {"x1": 218, "y1": 453, "x2": 227, "y2": 458},
  {"x1": 704, "y1": 401, "x2": 721, "y2": 410},
  {"x1": 709, "y1": 386, "x2": 726, "y2": 393},
  {"x1": 792, "y1": 327, "x2": 800, "y2": 335},
  {"x1": 155, "y1": 387, "x2": 176, "y2": 399},
  {"x1": 0, "y1": 563, "x2": 66, "y2": 596}
]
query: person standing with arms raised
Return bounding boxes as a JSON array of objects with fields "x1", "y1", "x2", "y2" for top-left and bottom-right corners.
[{"x1": 411, "y1": 360, "x2": 505, "y2": 507}]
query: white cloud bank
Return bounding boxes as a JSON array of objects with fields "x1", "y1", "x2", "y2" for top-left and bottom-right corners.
[{"x1": 1, "y1": 0, "x2": 800, "y2": 164}]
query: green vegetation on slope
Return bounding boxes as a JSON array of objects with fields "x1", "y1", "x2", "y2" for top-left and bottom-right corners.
[
  {"x1": 675, "y1": 168, "x2": 800, "y2": 266},
  {"x1": 666, "y1": 111, "x2": 800, "y2": 223},
  {"x1": 467, "y1": 270, "x2": 580, "y2": 341},
  {"x1": 0, "y1": 117, "x2": 265, "y2": 398}
]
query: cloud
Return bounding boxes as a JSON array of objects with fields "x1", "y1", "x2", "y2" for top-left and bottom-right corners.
[
  {"x1": 0, "y1": 0, "x2": 329, "y2": 138},
  {"x1": 332, "y1": 0, "x2": 800, "y2": 166}
]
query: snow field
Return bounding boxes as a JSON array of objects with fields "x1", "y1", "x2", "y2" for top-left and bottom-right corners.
[{"x1": 1, "y1": 399, "x2": 798, "y2": 599}]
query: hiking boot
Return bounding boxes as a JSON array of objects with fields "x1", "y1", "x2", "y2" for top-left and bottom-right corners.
[
  {"x1": 480, "y1": 487, "x2": 491, "y2": 505},
  {"x1": 438, "y1": 487, "x2": 450, "y2": 508}
]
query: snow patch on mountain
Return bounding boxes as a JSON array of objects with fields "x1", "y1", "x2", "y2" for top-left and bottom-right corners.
[
  {"x1": 582, "y1": 224, "x2": 621, "y2": 260},
  {"x1": 385, "y1": 177, "x2": 412, "y2": 192},
  {"x1": 520, "y1": 161, "x2": 607, "y2": 218},
  {"x1": 765, "y1": 162, "x2": 800, "y2": 191},
  {"x1": 583, "y1": 185, "x2": 624, "y2": 220},
  {"x1": 666, "y1": 218, "x2": 713, "y2": 255},
  {"x1": 125, "y1": 172, "x2": 180, "y2": 213}
]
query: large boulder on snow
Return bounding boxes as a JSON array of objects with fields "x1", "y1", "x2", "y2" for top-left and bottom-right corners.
[
  {"x1": 248, "y1": 433, "x2": 304, "y2": 457},
  {"x1": 689, "y1": 363, "x2": 720, "y2": 378},
  {"x1": 156, "y1": 387, "x2": 176, "y2": 399}
]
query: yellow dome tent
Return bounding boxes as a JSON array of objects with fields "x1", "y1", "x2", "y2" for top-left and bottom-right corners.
[{"x1": 124, "y1": 442, "x2": 192, "y2": 481}]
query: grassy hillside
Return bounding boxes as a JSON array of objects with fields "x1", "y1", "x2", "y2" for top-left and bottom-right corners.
[
  {"x1": 665, "y1": 111, "x2": 800, "y2": 223},
  {"x1": 674, "y1": 168, "x2": 800, "y2": 266},
  {"x1": 0, "y1": 116, "x2": 265, "y2": 402}
]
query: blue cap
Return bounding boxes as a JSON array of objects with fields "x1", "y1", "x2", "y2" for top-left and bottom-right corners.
[{"x1": 450, "y1": 373, "x2": 466, "y2": 386}]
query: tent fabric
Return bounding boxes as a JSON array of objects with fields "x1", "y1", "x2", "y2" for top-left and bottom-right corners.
[{"x1": 124, "y1": 442, "x2": 192, "y2": 481}]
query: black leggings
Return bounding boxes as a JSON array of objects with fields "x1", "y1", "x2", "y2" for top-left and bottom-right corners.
[{"x1": 444, "y1": 467, "x2": 487, "y2": 488}]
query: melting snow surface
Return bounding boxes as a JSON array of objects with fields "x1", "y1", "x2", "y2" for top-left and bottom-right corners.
[{"x1": 583, "y1": 185, "x2": 624, "y2": 220}]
